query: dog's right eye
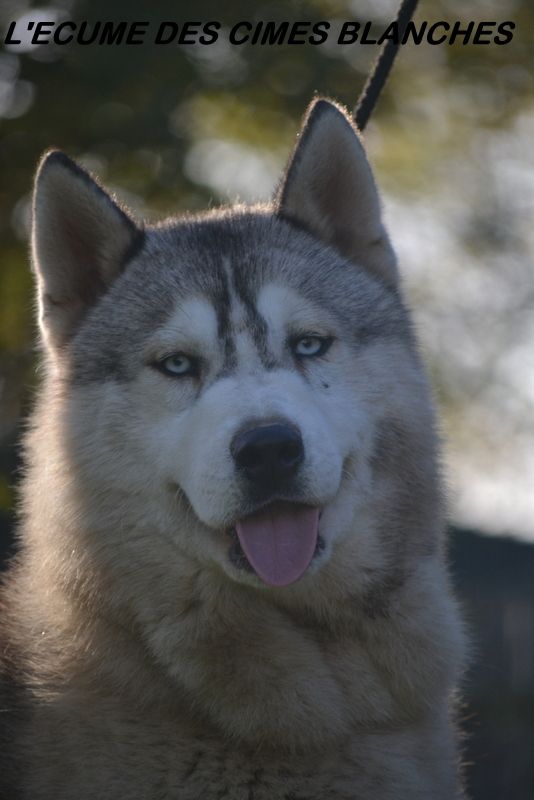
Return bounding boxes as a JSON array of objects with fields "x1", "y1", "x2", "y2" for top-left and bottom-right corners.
[{"x1": 153, "y1": 353, "x2": 198, "y2": 378}]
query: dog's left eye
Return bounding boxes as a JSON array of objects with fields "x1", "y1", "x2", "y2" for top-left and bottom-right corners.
[
  {"x1": 155, "y1": 353, "x2": 197, "y2": 377},
  {"x1": 292, "y1": 335, "x2": 332, "y2": 359}
]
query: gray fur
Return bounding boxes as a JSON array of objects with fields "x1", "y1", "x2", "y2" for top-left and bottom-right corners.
[
  {"x1": 0, "y1": 98, "x2": 466, "y2": 799},
  {"x1": 277, "y1": 99, "x2": 398, "y2": 288},
  {"x1": 66, "y1": 210, "x2": 411, "y2": 385}
]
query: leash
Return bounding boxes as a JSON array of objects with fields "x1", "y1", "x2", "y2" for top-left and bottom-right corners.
[{"x1": 353, "y1": 0, "x2": 420, "y2": 130}]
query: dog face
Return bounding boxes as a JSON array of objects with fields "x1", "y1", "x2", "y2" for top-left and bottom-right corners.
[{"x1": 31, "y1": 100, "x2": 439, "y2": 595}]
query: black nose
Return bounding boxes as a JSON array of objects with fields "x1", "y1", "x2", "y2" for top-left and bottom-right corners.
[{"x1": 231, "y1": 423, "x2": 304, "y2": 489}]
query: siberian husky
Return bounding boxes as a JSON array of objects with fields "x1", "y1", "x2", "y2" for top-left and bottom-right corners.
[{"x1": 0, "y1": 98, "x2": 466, "y2": 798}]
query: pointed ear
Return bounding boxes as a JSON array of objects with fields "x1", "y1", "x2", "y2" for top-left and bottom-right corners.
[
  {"x1": 32, "y1": 150, "x2": 144, "y2": 351},
  {"x1": 275, "y1": 99, "x2": 397, "y2": 288}
]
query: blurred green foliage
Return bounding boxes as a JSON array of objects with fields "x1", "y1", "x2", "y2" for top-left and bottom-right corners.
[
  {"x1": 0, "y1": 0, "x2": 532, "y2": 506},
  {"x1": 0, "y1": 0, "x2": 531, "y2": 497},
  {"x1": 1, "y1": 4, "x2": 534, "y2": 798}
]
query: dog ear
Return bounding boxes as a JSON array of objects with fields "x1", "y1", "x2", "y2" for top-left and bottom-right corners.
[
  {"x1": 32, "y1": 150, "x2": 143, "y2": 351},
  {"x1": 276, "y1": 98, "x2": 398, "y2": 288}
]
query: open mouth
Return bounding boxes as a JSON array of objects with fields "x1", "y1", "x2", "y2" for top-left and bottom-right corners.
[{"x1": 227, "y1": 501, "x2": 325, "y2": 587}]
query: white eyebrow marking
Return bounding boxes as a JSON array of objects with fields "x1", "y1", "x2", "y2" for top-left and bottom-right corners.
[
  {"x1": 149, "y1": 296, "x2": 219, "y2": 355},
  {"x1": 257, "y1": 282, "x2": 321, "y2": 351}
]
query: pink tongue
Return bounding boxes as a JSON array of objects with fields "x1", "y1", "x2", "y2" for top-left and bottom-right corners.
[{"x1": 235, "y1": 504, "x2": 319, "y2": 587}]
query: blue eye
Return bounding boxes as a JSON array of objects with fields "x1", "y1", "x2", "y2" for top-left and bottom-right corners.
[
  {"x1": 155, "y1": 353, "x2": 197, "y2": 377},
  {"x1": 292, "y1": 335, "x2": 333, "y2": 359}
]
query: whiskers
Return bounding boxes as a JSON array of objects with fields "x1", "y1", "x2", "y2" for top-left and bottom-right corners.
[{"x1": 342, "y1": 463, "x2": 357, "y2": 483}]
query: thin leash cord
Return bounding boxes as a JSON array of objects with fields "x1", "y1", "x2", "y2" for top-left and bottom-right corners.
[{"x1": 353, "y1": 0, "x2": 419, "y2": 130}]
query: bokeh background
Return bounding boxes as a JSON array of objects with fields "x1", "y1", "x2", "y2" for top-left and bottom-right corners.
[{"x1": 1, "y1": 1, "x2": 533, "y2": 797}]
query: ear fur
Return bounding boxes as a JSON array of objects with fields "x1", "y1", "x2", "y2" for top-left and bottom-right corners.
[
  {"x1": 276, "y1": 98, "x2": 398, "y2": 288},
  {"x1": 32, "y1": 150, "x2": 143, "y2": 351}
]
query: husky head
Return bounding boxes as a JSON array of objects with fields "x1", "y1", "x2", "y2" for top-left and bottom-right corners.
[{"x1": 30, "y1": 99, "x2": 440, "y2": 602}]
